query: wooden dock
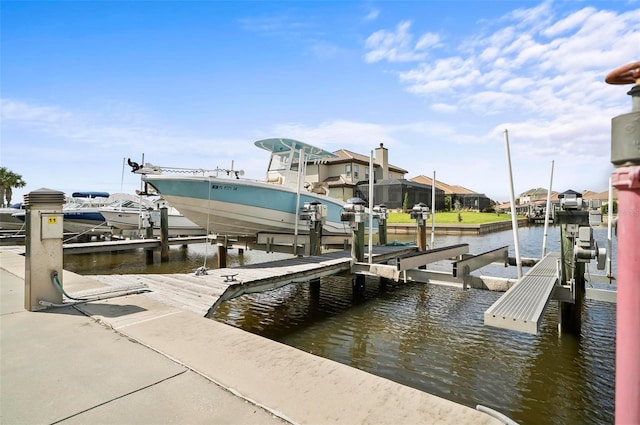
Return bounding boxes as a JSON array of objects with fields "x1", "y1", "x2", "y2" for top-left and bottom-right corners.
[{"x1": 90, "y1": 245, "x2": 419, "y2": 316}]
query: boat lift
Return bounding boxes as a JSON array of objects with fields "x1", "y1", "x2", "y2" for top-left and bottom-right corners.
[{"x1": 344, "y1": 202, "x2": 511, "y2": 289}]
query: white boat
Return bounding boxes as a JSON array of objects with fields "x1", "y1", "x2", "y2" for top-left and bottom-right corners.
[
  {"x1": 10, "y1": 192, "x2": 116, "y2": 234},
  {"x1": 99, "y1": 197, "x2": 206, "y2": 237},
  {"x1": 130, "y1": 138, "x2": 359, "y2": 237},
  {"x1": 60, "y1": 191, "x2": 114, "y2": 234},
  {"x1": 12, "y1": 192, "x2": 146, "y2": 235},
  {"x1": 0, "y1": 203, "x2": 26, "y2": 231}
]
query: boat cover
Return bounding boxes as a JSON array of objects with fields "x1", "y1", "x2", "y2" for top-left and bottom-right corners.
[
  {"x1": 71, "y1": 191, "x2": 111, "y2": 198},
  {"x1": 254, "y1": 138, "x2": 337, "y2": 161}
]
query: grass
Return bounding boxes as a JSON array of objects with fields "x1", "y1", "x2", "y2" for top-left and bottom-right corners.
[{"x1": 388, "y1": 211, "x2": 520, "y2": 224}]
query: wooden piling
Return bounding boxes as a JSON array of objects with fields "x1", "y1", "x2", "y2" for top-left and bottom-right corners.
[
  {"x1": 378, "y1": 220, "x2": 387, "y2": 246},
  {"x1": 352, "y1": 222, "x2": 366, "y2": 291},
  {"x1": 217, "y1": 244, "x2": 227, "y2": 269},
  {"x1": 160, "y1": 207, "x2": 169, "y2": 262},
  {"x1": 352, "y1": 222, "x2": 365, "y2": 262},
  {"x1": 417, "y1": 221, "x2": 427, "y2": 251},
  {"x1": 145, "y1": 224, "x2": 154, "y2": 264},
  {"x1": 310, "y1": 220, "x2": 323, "y2": 256}
]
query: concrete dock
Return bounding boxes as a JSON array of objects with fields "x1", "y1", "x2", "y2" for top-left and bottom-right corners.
[{"x1": 1, "y1": 251, "x2": 500, "y2": 424}]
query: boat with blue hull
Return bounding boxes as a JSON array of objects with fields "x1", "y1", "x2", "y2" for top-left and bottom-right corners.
[{"x1": 131, "y1": 138, "x2": 361, "y2": 237}]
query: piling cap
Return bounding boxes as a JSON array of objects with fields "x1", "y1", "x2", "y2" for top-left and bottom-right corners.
[{"x1": 23, "y1": 188, "x2": 65, "y2": 206}]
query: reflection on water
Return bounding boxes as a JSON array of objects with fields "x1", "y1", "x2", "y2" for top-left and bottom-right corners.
[{"x1": 64, "y1": 225, "x2": 617, "y2": 425}]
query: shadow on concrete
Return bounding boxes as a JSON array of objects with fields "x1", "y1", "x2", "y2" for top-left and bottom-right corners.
[{"x1": 41, "y1": 302, "x2": 147, "y2": 318}]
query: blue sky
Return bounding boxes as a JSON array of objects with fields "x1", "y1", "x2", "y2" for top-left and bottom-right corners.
[{"x1": 2, "y1": 0, "x2": 639, "y2": 203}]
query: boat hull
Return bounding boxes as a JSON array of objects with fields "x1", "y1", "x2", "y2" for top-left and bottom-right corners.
[
  {"x1": 100, "y1": 209, "x2": 206, "y2": 237},
  {"x1": 0, "y1": 209, "x2": 26, "y2": 230},
  {"x1": 143, "y1": 175, "x2": 352, "y2": 236},
  {"x1": 61, "y1": 211, "x2": 111, "y2": 234},
  {"x1": 5, "y1": 210, "x2": 110, "y2": 234}
]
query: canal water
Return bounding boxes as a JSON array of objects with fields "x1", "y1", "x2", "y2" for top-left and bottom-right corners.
[{"x1": 64, "y1": 225, "x2": 617, "y2": 425}]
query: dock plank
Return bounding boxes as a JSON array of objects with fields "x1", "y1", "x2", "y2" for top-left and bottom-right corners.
[{"x1": 484, "y1": 252, "x2": 560, "y2": 334}]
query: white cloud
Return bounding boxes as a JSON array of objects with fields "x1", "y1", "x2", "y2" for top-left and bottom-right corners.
[
  {"x1": 363, "y1": 8, "x2": 380, "y2": 22},
  {"x1": 360, "y1": 2, "x2": 638, "y2": 198},
  {"x1": 272, "y1": 120, "x2": 396, "y2": 150},
  {"x1": 430, "y1": 103, "x2": 457, "y2": 113},
  {"x1": 542, "y1": 7, "x2": 597, "y2": 37},
  {"x1": 0, "y1": 98, "x2": 263, "y2": 186},
  {"x1": 364, "y1": 21, "x2": 440, "y2": 63}
]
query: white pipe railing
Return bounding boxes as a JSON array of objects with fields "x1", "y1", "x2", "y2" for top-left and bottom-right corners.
[{"x1": 504, "y1": 129, "x2": 523, "y2": 279}]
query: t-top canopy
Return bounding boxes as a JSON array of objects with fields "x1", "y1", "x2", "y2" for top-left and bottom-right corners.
[{"x1": 254, "y1": 138, "x2": 337, "y2": 161}]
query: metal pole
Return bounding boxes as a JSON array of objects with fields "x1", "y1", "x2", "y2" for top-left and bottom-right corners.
[
  {"x1": 504, "y1": 129, "x2": 523, "y2": 278},
  {"x1": 368, "y1": 150, "x2": 374, "y2": 264},
  {"x1": 613, "y1": 165, "x2": 640, "y2": 424},
  {"x1": 607, "y1": 176, "x2": 614, "y2": 279},
  {"x1": 605, "y1": 61, "x2": 640, "y2": 425},
  {"x1": 542, "y1": 160, "x2": 554, "y2": 256},
  {"x1": 431, "y1": 170, "x2": 436, "y2": 248},
  {"x1": 293, "y1": 150, "x2": 305, "y2": 255}
]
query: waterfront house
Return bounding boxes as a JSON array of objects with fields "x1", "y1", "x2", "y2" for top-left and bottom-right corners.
[
  {"x1": 304, "y1": 143, "x2": 408, "y2": 201},
  {"x1": 411, "y1": 175, "x2": 492, "y2": 212},
  {"x1": 354, "y1": 178, "x2": 446, "y2": 211}
]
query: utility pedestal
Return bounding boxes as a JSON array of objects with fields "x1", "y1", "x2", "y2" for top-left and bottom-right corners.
[{"x1": 23, "y1": 188, "x2": 65, "y2": 311}]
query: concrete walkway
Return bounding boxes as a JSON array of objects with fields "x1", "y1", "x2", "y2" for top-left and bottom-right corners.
[{"x1": 1, "y1": 251, "x2": 500, "y2": 424}]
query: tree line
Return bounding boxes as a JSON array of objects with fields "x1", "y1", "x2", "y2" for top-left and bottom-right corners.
[{"x1": 0, "y1": 167, "x2": 26, "y2": 207}]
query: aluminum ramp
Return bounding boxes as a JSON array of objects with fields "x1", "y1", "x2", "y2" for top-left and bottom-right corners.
[{"x1": 484, "y1": 252, "x2": 560, "y2": 334}]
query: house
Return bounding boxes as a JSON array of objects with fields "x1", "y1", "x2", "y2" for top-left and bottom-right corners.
[
  {"x1": 305, "y1": 143, "x2": 408, "y2": 201},
  {"x1": 582, "y1": 188, "x2": 618, "y2": 205},
  {"x1": 354, "y1": 178, "x2": 446, "y2": 211},
  {"x1": 518, "y1": 188, "x2": 549, "y2": 205},
  {"x1": 411, "y1": 175, "x2": 492, "y2": 211}
]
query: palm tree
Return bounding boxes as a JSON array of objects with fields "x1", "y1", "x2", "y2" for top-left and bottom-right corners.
[{"x1": 0, "y1": 167, "x2": 26, "y2": 207}]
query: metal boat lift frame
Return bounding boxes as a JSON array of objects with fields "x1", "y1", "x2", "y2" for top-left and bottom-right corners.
[{"x1": 351, "y1": 243, "x2": 511, "y2": 290}]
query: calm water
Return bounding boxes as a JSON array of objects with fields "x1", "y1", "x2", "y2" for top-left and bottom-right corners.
[{"x1": 64, "y1": 225, "x2": 617, "y2": 425}]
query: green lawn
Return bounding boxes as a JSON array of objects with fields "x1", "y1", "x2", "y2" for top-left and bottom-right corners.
[{"x1": 388, "y1": 211, "x2": 520, "y2": 224}]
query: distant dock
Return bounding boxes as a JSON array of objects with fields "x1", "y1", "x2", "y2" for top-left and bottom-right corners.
[{"x1": 387, "y1": 218, "x2": 529, "y2": 235}]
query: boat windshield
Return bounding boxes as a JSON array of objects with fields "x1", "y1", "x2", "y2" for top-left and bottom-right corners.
[{"x1": 268, "y1": 152, "x2": 298, "y2": 172}]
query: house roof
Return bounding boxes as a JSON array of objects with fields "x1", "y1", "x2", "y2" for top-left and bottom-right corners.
[
  {"x1": 582, "y1": 189, "x2": 617, "y2": 201},
  {"x1": 319, "y1": 149, "x2": 408, "y2": 174},
  {"x1": 519, "y1": 188, "x2": 549, "y2": 197},
  {"x1": 410, "y1": 175, "x2": 477, "y2": 195}
]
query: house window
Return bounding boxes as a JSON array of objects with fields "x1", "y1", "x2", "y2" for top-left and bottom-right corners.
[
  {"x1": 345, "y1": 164, "x2": 351, "y2": 177},
  {"x1": 354, "y1": 165, "x2": 359, "y2": 179},
  {"x1": 365, "y1": 167, "x2": 369, "y2": 180}
]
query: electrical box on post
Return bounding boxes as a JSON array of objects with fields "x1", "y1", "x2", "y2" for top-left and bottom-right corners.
[{"x1": 41, "y1": 213, "x2": 63, "y2": 239}]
